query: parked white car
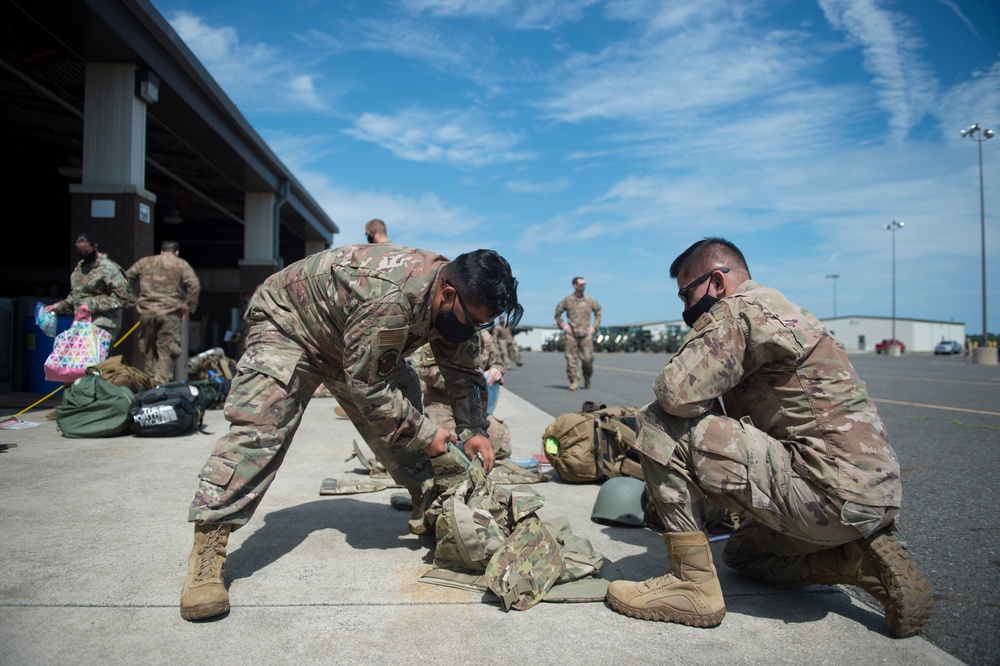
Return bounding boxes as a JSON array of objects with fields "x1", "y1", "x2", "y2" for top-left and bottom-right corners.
[{"x1": 934, "y1": 340, "x2": 962, "y2": 355}]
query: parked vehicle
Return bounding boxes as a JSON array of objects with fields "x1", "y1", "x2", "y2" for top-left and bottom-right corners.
[
  {"x1": 934, "y1": 340, "x2": 962, "y2": 355},
  {"x1": 875, "y1": 338, "x2": 906, "y2": 354},
  {"x1": 542, "y1": 331, "x2": 565, "y2": 352}
]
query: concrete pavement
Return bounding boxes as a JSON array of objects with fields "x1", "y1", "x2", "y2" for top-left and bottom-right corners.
[{"x1": 0, "y1": 388, "x2": 959, "y2": 665}]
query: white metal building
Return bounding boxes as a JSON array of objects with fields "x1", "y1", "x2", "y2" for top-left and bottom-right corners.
[
  {"x1": 822, "y1": 316, "x2": 965, "y2": 353},
  {"x1": 514, "y1": 316, "x2": 965, "y2": 355}
]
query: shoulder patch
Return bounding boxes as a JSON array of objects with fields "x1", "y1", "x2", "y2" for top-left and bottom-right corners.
[
  {"x1": 376, "y1": 349, "x2": 399, "y2": 377},
  {"x1": 378, "y1": 328, "x2": 406, "y2": 347}
]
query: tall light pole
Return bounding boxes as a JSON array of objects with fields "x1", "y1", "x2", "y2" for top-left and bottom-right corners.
[
  {"x1": 961, "y1": 123, "x2": 995, "y2": 363},
  {"x1": 885, "y1": 220, "x2": 904, "y2": 343},
  {"x1": 826, "y1": 274, "x2": 840, "y2": 318}
]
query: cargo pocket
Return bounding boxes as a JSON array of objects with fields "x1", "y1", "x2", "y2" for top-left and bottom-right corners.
[
  {"x1": 199, "y1": 455, "x2": 237, "y2": 490},
  {"x1": 630, "y1": 419, "x2": 676, "y2": 467},
  {"x1": 690, "y1": 415, "x2": 762, "y2": 509}
]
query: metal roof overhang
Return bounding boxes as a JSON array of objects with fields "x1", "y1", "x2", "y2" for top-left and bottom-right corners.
[{"x1": 0, "y1": 0, "x2": 338, "y2": 251}]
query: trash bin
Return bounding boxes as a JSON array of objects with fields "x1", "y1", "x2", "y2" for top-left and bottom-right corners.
[{"x1": 24, "y1": 315, "x2": 73, "y2": 394}]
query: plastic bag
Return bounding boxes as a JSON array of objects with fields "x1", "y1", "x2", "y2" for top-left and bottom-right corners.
[
  {"x1": 43, "y1": 305, "x2": 112, "y2": 384},
  {"x1": 35, "y1": 302, "x2": 57, "y2": 337}
]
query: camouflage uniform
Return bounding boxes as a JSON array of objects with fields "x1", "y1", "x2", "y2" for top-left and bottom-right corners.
[
  {"x1": 632, "y1": 280, "x2": 901, "y2": 585},
  {"x1": 554, "y1": 292, "x2": 601, "y2": 385},
  {"x1": 189, "y1": 245, "x2": 490, "y2": 526},
  {"x1": 414, "y1": 330, "x2": 511, "y2": 459},
  {"x1": 50, "y1": 252, "x2": 130, "y2": 339},
  {"x1": 125, "y1": 252, "x2": 201, "y2": 385},
  {"x1": 493, "y1": 321, "x2": 520, "y2": 368}
]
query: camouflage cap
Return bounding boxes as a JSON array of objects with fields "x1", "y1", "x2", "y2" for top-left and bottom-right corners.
[{"x1": 485, "y1": 515, "x2": 565, "y2": 611}]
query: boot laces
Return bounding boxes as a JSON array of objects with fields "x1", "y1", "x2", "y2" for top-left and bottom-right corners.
[{"x1": 193, "y1": 529, "x2": 225, "y2": 583}]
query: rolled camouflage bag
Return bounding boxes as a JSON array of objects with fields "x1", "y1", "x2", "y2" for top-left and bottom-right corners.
[{"x1": 432, "y1": 460, "x2": 511, "y2": 571}]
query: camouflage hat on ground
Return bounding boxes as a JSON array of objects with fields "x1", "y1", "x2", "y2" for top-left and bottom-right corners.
[{"x1": 485, "y1": 515, "x2": 565, "y2": 611}]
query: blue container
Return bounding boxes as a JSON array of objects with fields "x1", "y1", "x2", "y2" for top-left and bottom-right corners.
[
  {"x1": 24, "y1": 315, "x2": 74, "y2": 394},
  {"x1": 487, "y1": 382, "x2": 500, "y2": 415}
]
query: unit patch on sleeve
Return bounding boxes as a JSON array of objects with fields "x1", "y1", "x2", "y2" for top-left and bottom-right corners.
[{"x1": 377, "y1": 349, "x2": 400, "y2": 378}]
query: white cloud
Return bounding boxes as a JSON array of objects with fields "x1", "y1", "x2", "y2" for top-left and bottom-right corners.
[
  {"x1": 818, "y1": 0, "x2": 938, "y2": 141},
  {"x1": 400, "y1": 0, "x2": 598, "y2": 29},
  {"x1": 505, "y1": 177, "x2": 570, "y2": 194},
  {"x1": 541, "y1": 8, "x2": 815, "y2": 126},
  {"x1": 344, "y1": 108, "x2": 533, "y2": 168},
  {"x1": 933, "y1": 58, "x2": 1000, "y2": 140},
  {"x1": 167, "y1": 11, "x2": 330, "y2": 113}
]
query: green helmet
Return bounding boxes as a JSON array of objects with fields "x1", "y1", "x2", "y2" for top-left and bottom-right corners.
[{"x1": 591, "y1": 476, "x2": 646, "y2": 527}]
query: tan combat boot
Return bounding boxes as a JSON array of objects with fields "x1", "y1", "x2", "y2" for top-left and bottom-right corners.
[
  {"x1": 569, "y1": 379, "x2": 579, "y2": 391},
  {"x1": 180, "y1": 523, "x2": 232, "y2": 621},
  {"x1": 809, "y1": 526, "x2": 933, "y2": 638},
  {"x1": 606, "y1": 531, "x2": 726, "y2": 627}
]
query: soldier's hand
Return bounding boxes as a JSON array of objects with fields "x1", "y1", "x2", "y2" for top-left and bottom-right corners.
[
  {"x1": 563, "y1": 325, "x2": 572, "y2": 334},
  {"x1": 463, "y1": 435, "x2": 495, "y2": 474},
  {"x1": 483, "y1": 368, "x2": 502, "y2": 385},
  {"x1": 425, "y1": 426, "x2": 457, "y2": 458}
]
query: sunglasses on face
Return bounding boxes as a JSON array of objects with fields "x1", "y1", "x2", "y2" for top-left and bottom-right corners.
[
  {"x1": 678, "y1": 267, "x2": 729, "y2": 303},
  {"x1": 445, "y1": 280, "x2": 495, "y2": 331}
]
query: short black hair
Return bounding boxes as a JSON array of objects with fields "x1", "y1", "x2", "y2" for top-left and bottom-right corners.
[
  {"x1": 670, "y1": 237, "x2": 750, "y2": 279},
  {"x1": 162, "y1": 240, "x2": 180, "y2": 253},
  {"x1": 572, "y1": 276, "x2": 584, "y2": 285},
  {"x1": 75, "y1": 232, "x2": 97, "y2": 245},
  {"x1": 448, "y1": 249, "x2": 523, "y2": 329}
]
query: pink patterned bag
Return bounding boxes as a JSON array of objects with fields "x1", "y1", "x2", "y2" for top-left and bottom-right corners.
[{"x1": 43, "y1": 305, "x2": 113, "y2": 384}]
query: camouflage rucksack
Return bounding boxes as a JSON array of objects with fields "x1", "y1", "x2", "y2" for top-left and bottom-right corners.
[
  {"x1": 542, "y1": 402, "x2": 643, "y2": 483},
  {"x1": 426, "y1": 454, "x2": 567, "y2": 610}
]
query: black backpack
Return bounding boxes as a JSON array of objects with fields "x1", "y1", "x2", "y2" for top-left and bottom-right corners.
[{"x1": 129, "y1": 383, "x2": 206, "y2": 436}]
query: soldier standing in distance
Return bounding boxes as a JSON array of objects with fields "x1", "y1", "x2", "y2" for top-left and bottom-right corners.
[
  {"x1": 179, "y1": 245, "x2": 522, "y2": 622},
  {"x1": 554, "y1": 276, "x2": 601, "y2": 391},
  {"x1": 605, "y1": 237, "x2": 932, "y2": 639},
  {"x1": 125, "y1": 241, "x2": 201, "y2": 385},
  {"x1": 45, "y1": 232, "x2": 131, "y2": 340}
]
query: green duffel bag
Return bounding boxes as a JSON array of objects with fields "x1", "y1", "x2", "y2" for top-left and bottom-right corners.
[{"x1": 56, "y1": 369, "x2": 135, "y2": 438}]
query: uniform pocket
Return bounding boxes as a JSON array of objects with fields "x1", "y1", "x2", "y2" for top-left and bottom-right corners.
[{"x1": 199, "y1": 455, "x2": 236, "y2": 488}]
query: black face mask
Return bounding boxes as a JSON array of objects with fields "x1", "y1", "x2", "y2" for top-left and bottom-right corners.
[
  {"x1": 366, "y1": 233, "x2": 376, "y2": 243},
  {"x1": 78, "y1": 249, "x2": 97, "y2": 264},
  {"x1": 682, "y1": 292, "x2": 718, "y2": 328},
  {"x1": 434, "y1": 307, "x2": 476, "y2": 343}
]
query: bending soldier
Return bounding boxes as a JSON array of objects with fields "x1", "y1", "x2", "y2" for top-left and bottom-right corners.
[{"x1": 180, "y1": 245, "x2": 522, "y2": 622}]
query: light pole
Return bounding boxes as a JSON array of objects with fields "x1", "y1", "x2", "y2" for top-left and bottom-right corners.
[
  {"x1": 826, "y1": 274, "x2": 840, "y2": 318},
  {"x1": 885, "y1": 220, "x2": 904, "y2": 345},
  {"x1": 961, "y1": 123, "x2": 995, "y2": 363}
]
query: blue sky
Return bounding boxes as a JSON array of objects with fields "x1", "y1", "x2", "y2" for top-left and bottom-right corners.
[{"x1": 149, "y1": 0, "x2": 1000, "y2": 332}]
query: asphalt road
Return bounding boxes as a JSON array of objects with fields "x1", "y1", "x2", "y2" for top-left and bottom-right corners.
[{"x1": 501, "y1": 349, "x2": 1000, "y2": 665}]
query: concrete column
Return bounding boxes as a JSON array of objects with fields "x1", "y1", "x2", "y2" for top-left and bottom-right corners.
[
  {"x1": 69, "y1": 62, "x2": 158, "y2": 368},
  {"x1": 239, "y1": 192, "x2": 280, "y2": 298},
  {"x1": 973, "y1": 346, "x2": 998, "y2": 365}
]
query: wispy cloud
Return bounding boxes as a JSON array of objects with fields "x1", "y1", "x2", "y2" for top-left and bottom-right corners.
[
  {"x1": 167, "y1": 11, "x2": 330, "y2": 113},
  {"x1": 344, "y1": 107, "x2": 533, "y2": 168},
  {"x1": 541, "y1": 6, "x2": 815, "y2": 126},
  {"x1": 401, "y1": 0, "x2": 597, "y2": 29},
  {"x1": 935, "y1": 0, "x2": 985, "y2": 45},
  {"x1": 818, "y1": 0, "x2": 938, "y2": 142},
  {"x1": 505, "y1": 177, "x2": 570, "y2": 194}
]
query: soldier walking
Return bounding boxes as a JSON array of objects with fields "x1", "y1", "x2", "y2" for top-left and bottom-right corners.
[
  {"x1": 554, "y1": 277, "x2": 601, "y2": 390},
  {"x1": 125, "y1": 241, "x2": 201, "y2": 386}
]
